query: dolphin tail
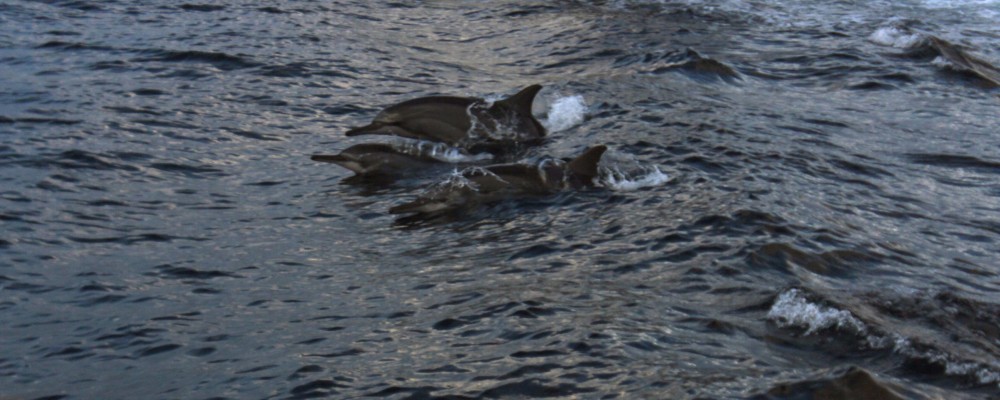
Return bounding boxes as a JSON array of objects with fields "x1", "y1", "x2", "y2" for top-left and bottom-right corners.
[
  {"x1": 496, "y1": 84, "x2": 543, "y2": 116},
  {"x1": 566, "y1": 145, "x2": 608, "y2": 185}
]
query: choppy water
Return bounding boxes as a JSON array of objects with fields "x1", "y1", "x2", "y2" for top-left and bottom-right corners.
[{"x1": 2, "y1": 1, "x2": 1000, "y2": 399}]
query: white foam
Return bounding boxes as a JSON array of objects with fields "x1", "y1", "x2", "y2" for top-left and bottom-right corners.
[
  {"x1": 930, "y1": 55, "x2": 961, "y2": 70},
  {"x1": 594, "y1": 150, "x2": 670, "y2": 191},
  {"x1": 868, "y1": 26, "x2": 926, "y2": 49},
  {"x1": 921, "y1": 349, "x2": 1000, "y2": 387},
  {"x1": 770, "y1": 289, "x2": 1000, "y2": 387},
  {"x1": 425, "y1": 168, "x2": 480, "y2": 195},
  {"x1": 767, "y1": 289, "x2": 867, "y2": 335},
  {"x1": 544, "y1": 95, "x2": 587, "y2": 133},
  {"x1": 389, "y1": 138, "x2": 493, "y2": 163},
  {"x1": 425, "y1": 145, "x2": 493, "y2": 163},
  {"x1": 600, "y1": 165, "x2": 670, "y2": 191}
]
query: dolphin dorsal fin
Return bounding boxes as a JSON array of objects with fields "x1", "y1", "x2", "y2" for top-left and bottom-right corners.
[
  {"x1": 496, "y1": 84, "x2": 542, "y2": 115},
  {"x1": 567, "y1": 145, "x2": 608, "y2": 183}
]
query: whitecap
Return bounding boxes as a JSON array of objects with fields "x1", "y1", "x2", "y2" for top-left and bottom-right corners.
[{"x1": 767, "y1": 289, "x2": 867, "y2": 335}]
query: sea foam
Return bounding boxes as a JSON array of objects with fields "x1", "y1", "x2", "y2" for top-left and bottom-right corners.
[
  {"x1": 388, "y1": 138, "x2": 493, "y2": 163},
  {"x1": 595, "y1": 150, "x2": 671, "y2": 191},
  {"x1": 600, "y1": 165, "x2": 671, "y2": 191},
  {"x1": 868, "y1": 26, "x2": 925, "y2": 49},
  {"x1": 768, "y1": 289, "x2": 1000, "y2": 387},
  {"x1": 767, "y1": 289, "x2": 867, "y2": 335},
  {"x1": 544, "y1": 95, "x2": 587, "y2": 133}
]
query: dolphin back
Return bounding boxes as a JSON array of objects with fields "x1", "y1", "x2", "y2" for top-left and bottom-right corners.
[
  {"x1": 566, "y1": 145, "x2": 608, "y2": 186},
  {"x1": 495, "y1": 84, "x2": 542, "y2": 116},
  {"x1": 310, "y1": 153, "x2": 369, "y2": 175},
  {"x1": 493, "y1": 84, "x2": 546, "y2": 138},
  {"x1": 310, "y1": 154, "x2": 348, "y2": 163},
  {"x1": 346, "y1": 96, "x2": 478, "y2": 144}
]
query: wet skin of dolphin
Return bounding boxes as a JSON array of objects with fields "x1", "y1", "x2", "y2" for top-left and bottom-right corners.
[
  {"x1": 310, "y1": 143, "x2": 445, "y2": 176},
  {"x1": 345, "y1": 84, "x2": 547, "y2": 147},
  {"x1": 389, "y1": 145, "x2": 607, "y2": 215}
]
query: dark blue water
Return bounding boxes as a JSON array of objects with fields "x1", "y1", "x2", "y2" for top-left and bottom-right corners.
[{"x1": 2, "y1": 1, "x2": 999, "y2": 399}]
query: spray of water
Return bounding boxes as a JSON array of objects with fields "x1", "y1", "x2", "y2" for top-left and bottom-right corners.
[{"x1": 544, "y1": 95, "x2": 587, "y2": 133}]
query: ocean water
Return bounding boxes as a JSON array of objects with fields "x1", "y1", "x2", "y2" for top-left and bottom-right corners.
[{"x1": 1, "y1": 0, "x2": 999, "y2": 399}]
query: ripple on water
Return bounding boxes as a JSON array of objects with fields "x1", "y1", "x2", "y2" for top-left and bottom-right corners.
[{"x1": 2, "y1": 1, "x2": 1000, "y2": 399}]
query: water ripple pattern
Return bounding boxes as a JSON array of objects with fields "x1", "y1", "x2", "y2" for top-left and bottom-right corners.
[{"x1": 2, "y1": 1, "x2": 1000, "y2": 399}]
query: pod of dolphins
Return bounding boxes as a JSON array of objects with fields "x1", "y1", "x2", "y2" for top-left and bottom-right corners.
[{"x1": 311, "y1": 84, "x2": 608, "y2": 216}]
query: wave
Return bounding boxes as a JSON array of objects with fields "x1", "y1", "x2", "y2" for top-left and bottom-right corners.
[
  {"x1": 768, "y1": 288, "x2": 1000, "y2": 388},
  {"x1": 870, "y1": 23, "x2": 1000, "y2": 87},
  {"x1": 614, "y1": 48, "x2": 741, "y2": 82}
]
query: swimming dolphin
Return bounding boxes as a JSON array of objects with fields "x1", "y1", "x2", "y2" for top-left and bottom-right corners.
[
  {"x1": 389, "y1": 145, "x2": 607, "y2": 215},
  {"x1": 311, "y1": 143, "x2": 448, "y2": 176},
  {"x1": 887, "y1": 25, "x2": 1000, "y2": 87},
  {"x1": 926, "y1": 36, "x2": 1000, "y2": 87},
  {"x1": 345, "y1": 85, "x2": 547, "y2": 148}
]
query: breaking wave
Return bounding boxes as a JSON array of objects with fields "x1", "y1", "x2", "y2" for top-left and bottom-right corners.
[{"x1": 768, "y1": 289, "x2": 1000, "y2": 388}]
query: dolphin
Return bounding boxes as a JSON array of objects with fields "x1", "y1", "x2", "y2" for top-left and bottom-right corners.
[
  {"x1": 345, "y1": 85, "x2": 547, "y2": 148},
  {"x1": 389, "y1": 145, "x2": 607, "y2": 215},
  {"x1": 311, "y1": 142, "x2": 494, "y2": 177},
  {"x1": 926, "y1": 36, "x2": 1000, "y2": 87},
  {"x1": 887, "y1": 26, "x2": 1000, "y2": 87},
  {"x1": 311, "y1": 143, "x2": 445, "y2": 176}
]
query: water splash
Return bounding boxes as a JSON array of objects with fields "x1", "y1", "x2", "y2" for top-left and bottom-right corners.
[
  {"x1": 416, "y1": 169, "x2": 481, "y2": 199},
  {"x1": 768, "y1": 289, "x2": 867, "y2": 335},
  {"x1": 868, "y1": 25, "x2": 925, "y2": 49},
  {"x1": 595, "y1": 150, "x2": 670, "y2": 191},
  {"x1": 465, "y1": 102, "x2": 523, "y2": 142},
  {"x1": 433, "y1": 167, "x2": 508, "y2": 194},
  {"x1": 544, "y1": 95, "x2": 587, "y2": 133},
  {"x1": 534, "y1": 158, "x2": 566, "y2": 187},
  {"x1": 388, "y1": 138, "x2": 493, "y2": 163},
  {"x1": 600, "y1": 166, "x2": 670, "y2": 191},
  {"x1": 769, "y1": 289, "x2": 1000, "y2": 387}
]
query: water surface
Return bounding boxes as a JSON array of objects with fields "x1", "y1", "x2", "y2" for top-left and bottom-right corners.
[{"x1": 2, "y1": 1, "x2": 999, "y2": 399}]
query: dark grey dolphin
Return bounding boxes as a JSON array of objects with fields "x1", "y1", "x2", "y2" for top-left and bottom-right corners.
[
  {"x1": 311, "y1": 142, "x2": 494, "y2": 177},
  {"x1": 345, "y1": 85, "x2": 546, "y2": 148},
  {"x1": 389, "y1": 145, "x2": 607, "y2": 215},
  {"x1": 311, "y1": 143, "x2": 444, "y2": 176}
]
